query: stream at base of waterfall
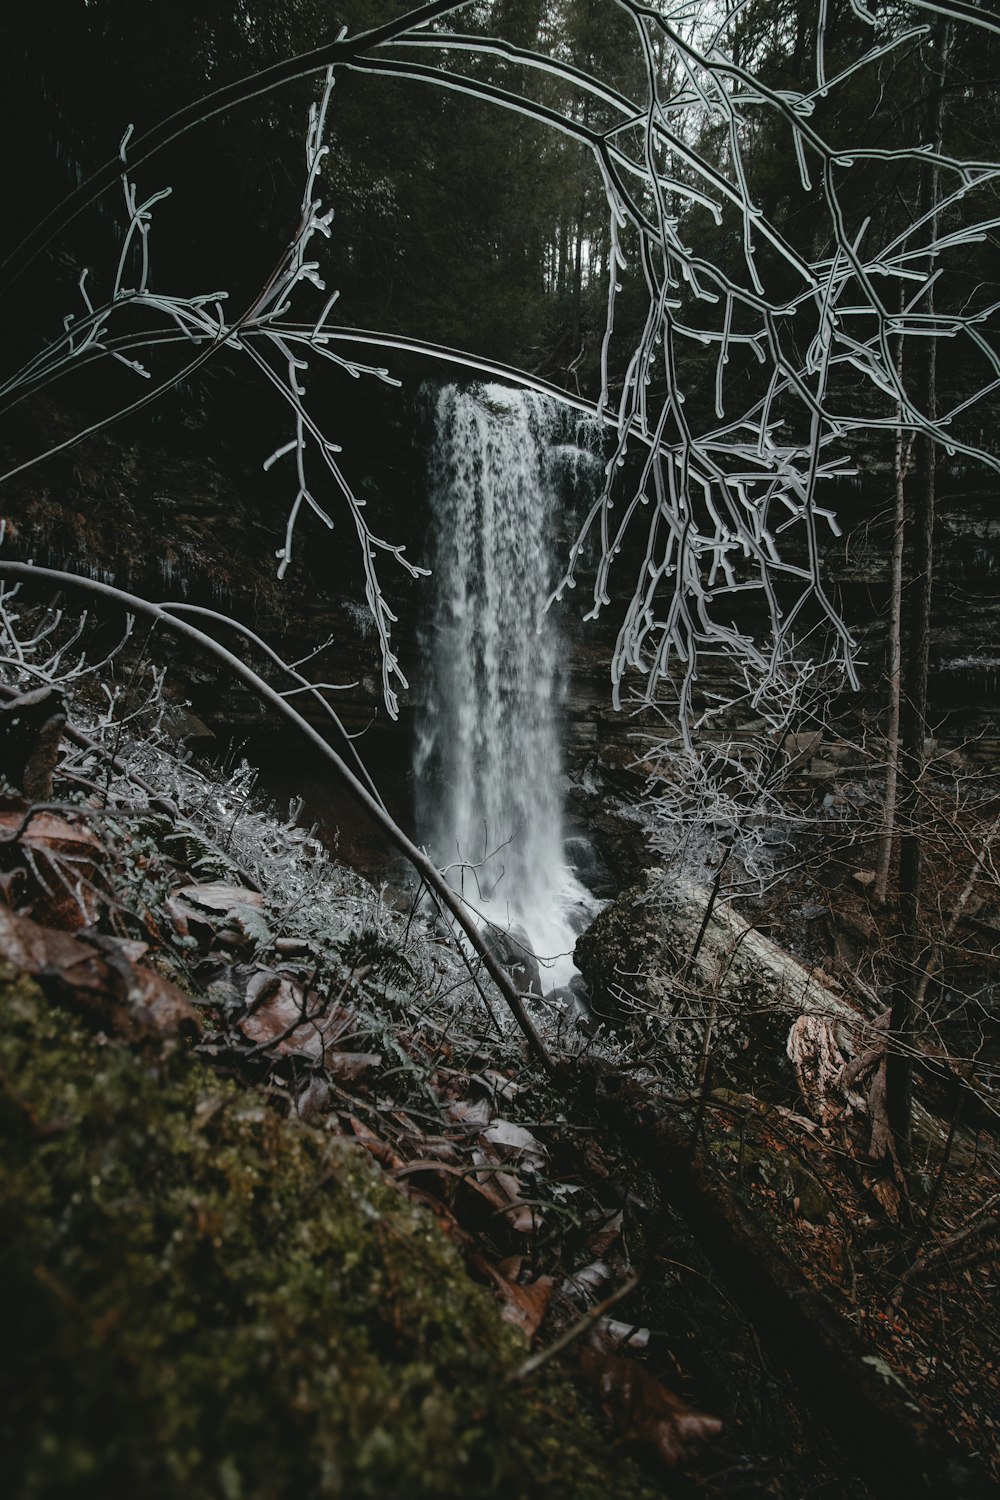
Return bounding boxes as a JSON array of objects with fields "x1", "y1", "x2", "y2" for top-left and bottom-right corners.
[{"x1": 415, "y1": 382, "x2": 602, "y2": 995}]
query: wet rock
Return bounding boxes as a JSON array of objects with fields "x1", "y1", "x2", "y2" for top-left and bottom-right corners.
[
  {"x1": 488, "y1": 923, "x2": 543, "y2": 997},
  {"x1": 575, "y1": 868, "x2": 862, "y2": 1097},
  {"x1": 548, "y1": 984, "x2": 594, "y2": 1032}
]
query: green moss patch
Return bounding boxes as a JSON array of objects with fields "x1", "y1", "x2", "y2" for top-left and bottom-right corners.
[{"x1": 0, "y1": 971, "x2": 655, "y2": 1500}]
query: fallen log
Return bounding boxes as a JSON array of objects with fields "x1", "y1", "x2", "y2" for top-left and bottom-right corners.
[{"x1": 570, "y1": 1056, "x2": 990, "y2": 1500}]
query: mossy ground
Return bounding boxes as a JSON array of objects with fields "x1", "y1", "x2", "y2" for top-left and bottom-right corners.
[{"x1": 0, "y1": 969, "x2": 657, "y2": 1500}]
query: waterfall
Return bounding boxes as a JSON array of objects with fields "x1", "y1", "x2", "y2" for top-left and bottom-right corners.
[{"x1": 416, "y1": 383, "x2": 598, "y2": 992}]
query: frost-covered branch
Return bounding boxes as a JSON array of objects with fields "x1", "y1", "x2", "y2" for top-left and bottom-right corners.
[
  {"x1": 4, "y1": 2, "x2": 1000, "y2": 733},
  {"x1": 334, "y1": 2, "x2": 1000, "y2": 727},
  {"x1": 1, "y1": 70, "x2": 424, "y2": 717}
]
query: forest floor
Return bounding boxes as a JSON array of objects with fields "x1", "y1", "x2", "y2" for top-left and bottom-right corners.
[{"x1": 0, "y1": 660, "x2": 998, "y2": 1498}]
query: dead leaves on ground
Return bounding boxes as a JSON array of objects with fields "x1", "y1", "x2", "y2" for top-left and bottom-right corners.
[
  {"x1": 580, "y1": 1347, "x2": 722, "y2": 1468},
  {"x1": 0, "y1": 807, "x2": 104, "y2": 927},
  {"x1": 0, "y1": 795, "x2": 724, "y2": 1482},
  {"x1": 470, "y1": 1251, "x2": 554, "y2": 1338},
  {"x1": 339, "y1": 1088, "x2": 724, "y2": 1472},
  {"x1": 0, "y1": 904, "x2": 200, "y2": 1039}
]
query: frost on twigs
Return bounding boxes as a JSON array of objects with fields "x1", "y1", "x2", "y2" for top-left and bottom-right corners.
[
  {"x1": 532, "y1": 1, "x2": 1000, "y2": 726},
  {"x1": 323, "y1": 1, "x2": 1000, "y2": 730},
  {"x1": 639, "y1": 655, "x2": 834, "y2": 902},
  {"x1": 5, "y1": 5, "x2": 1000, "y2": 730},
  {"x1": 2, "y1": 70, "x2": 418, "y2": 719}
]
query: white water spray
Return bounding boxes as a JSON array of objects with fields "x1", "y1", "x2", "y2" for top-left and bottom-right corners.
[{"x1": 416, "y1": 383, "x2": 599, "y2": 992}]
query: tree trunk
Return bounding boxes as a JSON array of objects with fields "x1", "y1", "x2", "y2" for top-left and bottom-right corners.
[
  {"x1": 885, "y1": 17, "x2": 951, "y2": 1160},
  {"x1": 574, "y1": 1056, "x2": 985, "y2": 1499},
  {"x1": 874, "y1": 314, "x2": 909, "y2": 907}
]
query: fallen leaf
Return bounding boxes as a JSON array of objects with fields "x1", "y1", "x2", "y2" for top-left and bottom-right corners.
[
  {"x1": 0, "y1": 906, "x2": 199, "y2": 1037},
  {"x1": 244, "y1": 969, "x2": 283, "y2": 1007},
  {"x1": 130, "y1": 967, "x2": 202, "y2": 1036},
  {"x1": 274, "y1": 936, "x2": 311, "y2": 957},
  {"x1": 503, "y1": 1203, "x2": 541, "y2": 1235},
  {"x1": 587, "y1": 1210, "x2": 624, "y2": 1258},
  {"x1": 238, "y1": 978, "x2": 323, "y2": 1059},
  {"x1": 475, "y1": 1068, "x2": 524, "y2": 1102},
  {"x1": 483, "y1": 1118, "x2": 547, "y2": 1170},
  {"x1": 470, "y1": 1253, "x2": 553, "y2": 1339},
  {"x1": 324, "y1": 1051, "x2": 382, "y2": 1082},
  {"x1": 449, "y1": 1097, "x2": 493, "y2": 1127},
  {"x1": 163, "y1": 896, "x2": 191, "y2": 937},
  {"x1": 0, "y1": 809, "x2": 104, "y2": 926},
  {"x1": 593, "y1": 1318, "x2": 650, "y2": 1352},
  {"x1": 0, "y1": 903, "x2": 102, "y2": 981},
  {"x1": 294, "y1": 1076, "x2": 330, "y2": 1121},
  {"x1": 580, "y1": 1349, "x2": 722, "y2": 1468},
  {"x1": 503, "y1": 1275, "x2": 553, "y2": 1337},
  {"x1": 111, "y1": 939, "x2": 149, "y2": 963},
  {"x1": 472, "y1": 1156, "x2": 530, "y2": 1214},
  {"x1": 412, "y1": 1136, "x2": 462, "y2": 1164},
  {"x1": 175, "y1": 882, "x2": 264, "y2": 913},
  {"x1": 0, "y1": 808, "x2": 101, "y2": 853},
  {"x1": 346, "y1": 1116, "x2": 403, "y2": 1170},
  {"x1": 566, "y1": 1259, "x2": 614, "y2": 1301}
]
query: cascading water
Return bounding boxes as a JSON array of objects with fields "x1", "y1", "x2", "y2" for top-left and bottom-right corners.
[{"x1": 415, "y1": 383, "x2": 599, "y2": 992}]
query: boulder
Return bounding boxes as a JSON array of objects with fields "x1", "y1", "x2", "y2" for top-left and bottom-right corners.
[
  {"x1": 488, "y1": 922, "x2": 543, "y2": 997},
  {"x1": 575, "y1": 868, "x2": 865, "y2": 1100}
]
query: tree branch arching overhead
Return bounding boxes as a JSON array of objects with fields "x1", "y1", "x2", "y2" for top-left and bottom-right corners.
[{"x1": 3, "y1": 0, "x2": 1000, "y2": 734}]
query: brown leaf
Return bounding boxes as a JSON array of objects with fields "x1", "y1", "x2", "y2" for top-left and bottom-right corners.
[
  {"x1": 503, "y1": 1203, "x2": 541, "y2": 1235},
  {"x1": 0, "y1": 906, "x2": 199, "y2": 1038},
  {"x1": 347, "y1": 1116, "x2": 404, "y2": 1170},
  {"x1": 412, "y1": 1136, "x2": 462, "y2": 1164},
  {"x1": 324, "y1": 1051, "x2": 382, "y2": 1082},
  {"x1": 470, "y1": 1253, "x2": 553, "y2": 1339},
  {"x1": 500, "y1": 1275, "x2": 553, "y2": 1338},
  {"x1": 0, "y1": 904, "x2": 111, "y2": 1002},
  {"x1": 587, "y1": 1210, "x2": 624, "y2": 1259},
  {"x1": 580, "y1": 1350, "x2": 722, "y2": 1468},
  {"x1": 238, "y1": 978, "x2": 323, "y2": 1059},
  {"x1": 163, "y1": 896, "x2": 191, "y2": 938},
  {"x1": 0, "y1": 809, "x2": 102, "y2": 857},
  {"x1": 294, "y1": 1076, "x2": 330, "y2": 1121},
  {"x1": 175, "y1": 882, "x2": 264, "y2": 913},
  {"x1": 129, "y1": 966, "x2": 202, "y2": 1037},
  {"x1": 0, "y1": 809, "x2": 104, "y2": 927},
  {"x1": 244, "y1": 969, "x2": 283, "y2": 1007}
]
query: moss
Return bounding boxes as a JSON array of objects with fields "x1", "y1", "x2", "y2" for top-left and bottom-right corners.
[{"x1": 0, "y1": 969, "x2": 657, "y2": 1500}]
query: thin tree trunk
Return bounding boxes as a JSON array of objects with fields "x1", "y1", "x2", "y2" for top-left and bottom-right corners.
[
  {"x1": 885, "y1": 17, "x2": 951, "y2": 1159},
  {"x1": 875, "y1": 315, "x2": 909, "y2": 906}
]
